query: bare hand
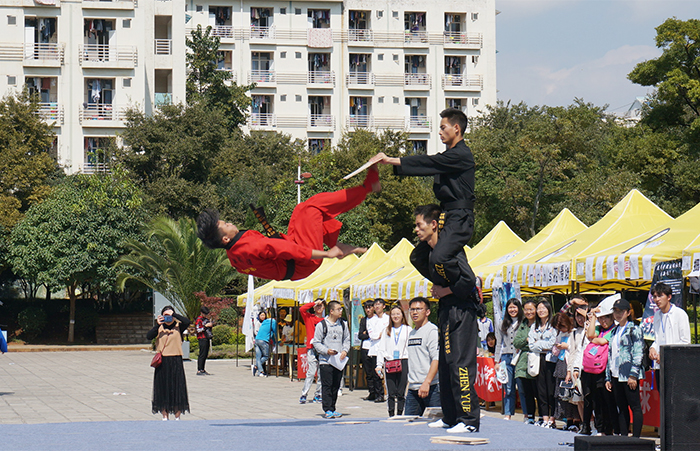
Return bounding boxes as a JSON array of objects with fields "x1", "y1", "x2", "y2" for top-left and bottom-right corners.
[
  {"x1": 605, "y1": 381, "x2": 612, "y2": 392},
  {"x1": 556, "y1": 342, "x2": 569, "y2": 350},
  {"x1": 328, "y1": 349, "x2": 338, "y2": 355},
  {"x1": 418, "y1": 381, "x2": 430, "y2": 398},
  {"x1": 431, "y1": 285, "x2": 452, "y2": 299},
  {"x1": 339, "y1": 351, "x2": 347, "y2": 360},
  {"x1": 628, "y1": 377, "x2": 638, "y2": 390},
  {"x1": 649, "y1": 347, "x2": 659, "y2": 363},
  {"x1": 157, "y1": 315, "x2": 164, "y2": 325},
  {"x1": 565, "y1": 372, "x2": 571, "y2": 384}
]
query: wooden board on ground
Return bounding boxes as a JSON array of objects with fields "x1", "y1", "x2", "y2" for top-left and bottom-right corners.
[
  {"x1": 332, "y1": 421, "x2": 370, "y2": 425},
  {"x1": 422, "y1": 407, "x2": 443, "y2": 419},
  {"x1": 430, "y1": 436, "x2": 489, "y2": 445},
  {"x1": 380, "y1": 415, "x2": 420, "y2": 423}
]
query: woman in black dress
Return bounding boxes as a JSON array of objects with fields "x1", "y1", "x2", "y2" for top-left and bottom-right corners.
[{"x1": 147, "y1": 305, "x2": 190, "y2": 420}]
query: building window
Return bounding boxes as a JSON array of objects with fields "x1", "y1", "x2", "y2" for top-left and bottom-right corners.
[
  {"x1": 8, "y1": 15, "x2": 16, "y2": 25},
  {"x1": 309, "y1": 139, "x2": 329, "y2": 154},
  {"x1": 196, "y1": 5, "x2": 203, "y2": 12},
  {"x1": 472, "y1": 55, "x2": 479, "y2": 64},
  {"x1": 471, "y1": 12, "x2": 479, "y2": 21},
  {"x1": 84, "y1": 137, "x2": 116, "y2": 173},
  {"x1": 377, "y1": 54, "x2": 384, "y2": 61},
  {"x1": 295, "y1": 52, "x2": 302, "y2": 59},
  {"x1": 308, "y1": 9, "x2": 330, "y2": 28},
  {"x1": 393, "y1": 54, "x2": 399, "y2": 62},
  {"x1": 392, "y1": 11, "x2": 399, "y2": 18},
  {"x1": 123, "y1": 78, "x2": 132, "y2": 88},
  {"x1": 280, "y1": 51, "x2": 287, "y2": 58},
  {"x1": 378, "y1": 96, "x2": 384, "y2": 104},
  {"x1": 123, "y1": 19, "x2": 131, "y2": 28},
  {"x1": 295, "y1": 94, "x2": 302, "y2": 102},
  {"x1": 393, "y1": 97, "x2": 399, "y2": 104},
  {"x1": 472, "y1": 98, "x2": 479, "y2": 106},
  {"x1": 280, "y1": 7, "x2": 286, "y2": 15},
  {"x1": 280, "y1": 94, "x2": 287, "y2": 101},
  {"x1": 410, "y1": 140, "x2": 427, "y2": 155},
  {"x1": 376, "y1": 10, "x2": 383, "y2": 19},
  {"x1": 295, "y1": 8, "x2": 302, "y2": 15},
  {"x1": 7, "y1": 75, "x2": 16, "y2": 85}
]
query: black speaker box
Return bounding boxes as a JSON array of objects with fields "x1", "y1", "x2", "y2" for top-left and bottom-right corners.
[
  {"x1": 574, "y1": 436, "x2": 654, "y2": 450},
  {"x1": 661, "y1": 344, "x2": 700, "y2": 451}
]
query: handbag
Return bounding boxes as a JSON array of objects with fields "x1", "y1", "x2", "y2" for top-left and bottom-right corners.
[
  {"x1": 151, "y1": 327, "x2": 172, "y2": 368},
  {"x1": 510, "y1": 350, "x2": 521, "y2": 367},
  {"x1": 527, "y1": 352, "x2": 540, "y2": 377},
  {"x1": 385, "y1": 359, "x2": 402, "y2": 374}
]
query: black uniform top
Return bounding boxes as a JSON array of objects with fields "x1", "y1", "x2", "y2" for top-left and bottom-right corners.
[{"x1": 394, "y1": 140, "x2": 475, "y2": 210}]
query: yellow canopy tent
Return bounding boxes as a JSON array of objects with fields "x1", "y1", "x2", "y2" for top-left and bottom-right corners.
[
  {"x1": 236, "y1": 278, "x2": 276, "y2": 307},
  {"x1": 477, "y1": 208, "x2": 587, "y2": 292},
  {"x1": 503, "y1": 189, "x2": 672, "y2": 294},
  {"x1": 683, "y1": 245, "x2": 700, "y2": 278},
  {"x1": 573, "y1": 202, "x2": 700, "y2": 290},
  {"x1": 466, "y1": 221, "x2": 524, "y2": 269},
  {"x1": 269, "y1": 254, "x2": 360, "y2": 307}
]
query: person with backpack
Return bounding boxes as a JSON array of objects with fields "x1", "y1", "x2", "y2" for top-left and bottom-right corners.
[
  {"x1": 605, "y1": 298, "x2": 644, "y2": 437},
  {"x1": 576, "y1": 294, "x2": 618, "y2": 435},
  {"x1": 313, "y1": 300, "x2": 350, "y2": 419},
  {"x1": 375, "y1": 304, "x2": 411, "y2": 417}
]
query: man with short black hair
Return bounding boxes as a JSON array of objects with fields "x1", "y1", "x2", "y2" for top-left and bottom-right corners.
[
  {"x1": 649, "y1": 282, "x2": 690, "y2": 370},
  {"x1": 405, "y1": 297, "x2": 441, "y2": 416},
  {"x1": 358, "y1": 299, "x2": 379, "y2": 400},
  {"x1": 367, "y1": 298, "x2": 390, "y2": 403},
  {"x1": 314, "y1": 300, "x2": 350, "y2": 419}
]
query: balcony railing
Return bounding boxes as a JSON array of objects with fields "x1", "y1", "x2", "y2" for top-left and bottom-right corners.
[
  {"x1": 217, "y1": 68, "x2": 237, "y2": 83},
  {"x1": 308, "y1": 114, "x2": 335, "y2": 129},
  {"x1": 154, "y1": 39, "x2": 172, "y2": 55},
  {"x1": 407, "y1": 116, "x2": 431, "y2": 130},
  {"x1": 24, "y1": 43, "x2": 64, "y2": 64},
  {"x1": 404, "y1": 73, "x2": 431, "y2": 87},
  {"x1": 211, "y1": 26, "x2": 234, "y2": 39},
  {"x1": 154, "y1": 93, "x2": 172, "y2": 106},
  {"x1": 307, "y1": 71, "x2": 335, "y2": 86},
  {"x1": 251, "y1": 25, "x2": 275, "y2": 40},
  {"x1": 441, "y1": 74, "x2": 483, "y2": 90},
  {"x1": 248, "y1": 70, "x2": 276, "y2": 84},
  {"x1": 82, "y1": 162, "x2": 111, "y2": 174},
  {"x1": 347, "y1": 115, "x2": 372, "y2": 128},
  {"x1": 443, "y1": 31, "x2": 483, "y2": 47},
  {"x1": 38, "y1": 103, "x2": 64, "y2": 124},
  {"x1": 346, "y1": 72, "x2": 374, "y2": 86},
  {"x1": 79, "y1": 104, "x2": 126, "y2": 123},
  {"x1": 404, "y1": 31, "x2": 428, "y2": 43},
  {"x1": 348, "y1": 29, "x2": 373, "y2": 42},
  {"x1": 248, "y1": 113, "x2": 276, "y2": 128},
  {"x1": 79, "y1": 44, "x2": 137, "y2": 67},
  {"x1": 82, "y1": 0, "x2": 135, "y2": 9}
]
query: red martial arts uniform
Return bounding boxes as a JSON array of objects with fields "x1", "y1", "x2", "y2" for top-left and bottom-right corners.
[{"x1": 225, "y1": 179, "x2": 374, "y2": 281}]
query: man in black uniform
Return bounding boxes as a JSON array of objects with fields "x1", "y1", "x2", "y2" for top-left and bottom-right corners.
[{"x1": 375, "y1": 108, "x2": 480, "y2": 433}]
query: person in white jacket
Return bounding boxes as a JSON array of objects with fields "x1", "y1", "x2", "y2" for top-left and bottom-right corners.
[
  {"x1": 367, "y1": 298, "x2": 390, "y2": 403},
  {"x1": 376, "y1": 304, "x2": 411, "y2": 416}
]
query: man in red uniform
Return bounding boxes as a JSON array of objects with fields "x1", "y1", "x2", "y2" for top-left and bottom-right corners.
[{"x1": 197, "y1": 166, "x2": 380, "y2": 281}]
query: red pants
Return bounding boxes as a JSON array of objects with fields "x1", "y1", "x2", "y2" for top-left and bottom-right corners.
[{"x1": 286, "y1": 183, "x2": 371, "y2": 280}]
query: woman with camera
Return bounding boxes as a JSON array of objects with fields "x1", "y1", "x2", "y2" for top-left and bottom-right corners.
[{"x1": 147, "y1": 305, "x2": 190, "y2": 420}]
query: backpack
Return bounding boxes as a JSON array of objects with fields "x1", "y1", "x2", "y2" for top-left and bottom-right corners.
[
  {"x1": 320, "y1": 317, "x2": 347, "y2": 342},
  {"x1": 582, "y1": 329, "x2": 609, "y2": 374}
]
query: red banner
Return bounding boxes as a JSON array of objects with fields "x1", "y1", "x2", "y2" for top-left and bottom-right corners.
[
  {"x1": 475, "y1": 356, "x2": 502, "y2": 402},
  {"x1": 639, "y1": 370, "x2": 660, "y2": 428}
]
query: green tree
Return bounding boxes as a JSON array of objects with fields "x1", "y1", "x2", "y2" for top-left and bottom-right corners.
[
  {"x1": 118, "y1": 102, "x2": 228, "y2": 219},
  {"x1": 627, "y1": 17, "x2": 700, "y2": 212},
  {"x1": 8, "y1": 172, "x2": 147, "y2": 342},
  {"x1": 186, "y1": 25, "x2": 252, "y2": 130},
  {"x1": 468, "y1": 100, "x2": 639, "y2": 240},
  {"x1": 115, "y1": 216, "x2": 236, "y2": 320}
]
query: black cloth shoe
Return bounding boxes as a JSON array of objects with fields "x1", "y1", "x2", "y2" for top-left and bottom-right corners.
[
  {"x1": 579, "y1": 424, "x2": 592, "y2": 435},
  {"x1": 363, "y1": 395, "x2": 377, "y2": 401}
]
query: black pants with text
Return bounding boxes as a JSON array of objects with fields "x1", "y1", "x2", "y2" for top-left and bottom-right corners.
[
  {"x1": 320, "y1": 364, "x2": 343, "y2": 413},
  {"x1": 197, "y1": 338, "x2": 210, "y2": 372},
  {"x1": 438, "y1": 299, "x2": 480, "y2": 429}
]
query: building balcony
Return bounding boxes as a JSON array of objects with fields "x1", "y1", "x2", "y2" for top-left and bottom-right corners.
[
  {"x1": 251, "y1": 26, "x2": 275, "y2": 40},
  {"x1": 346, "y1": 72, "x2": 375, "y2": 87},
  {"x1": 154, "y1": 93, "x2": 172, "y2": 106},
  {"x1": 404, "y1": 31, "x2": 429, "y2": 46},
  {"x1": 248, "y1": 113, "x2": 276, "y2": 129},
  {"x1": 373, "y1": 117, "x2": 406, "y2": 129},
  {"x1": 348, "y1": 29, "x2": 373, "y2": 45},
  {"x1": 82, "y1": 0, "x2": 135, "y2": 10},
  {"x1": 407, "y1": 115, "x2": 431, "y2": 131},
  {"x1": 346, "y1": 115, "x2": 372, "y2": 128},
  {"x1": 211, "y1": 26, "x2": 234, "y2": 39},
  {"x1": 0, "y1": 43, "x2": 23, "y2": 61},
  {"x1": 217, "y1": 68, "x2": 237, "y2": 83},
  {"x1": 441, "y1": 74, "x2": 483, "y2": 91},
  {"x1": 307, "y1": 71, "x2": 335, "y2": 87},
  {"x1": 22, "y1": 0, "x2": 61, "y2": 6},
  {"x1": 443, "y1": 32, "x2": 483, "y2": 49},
  {"x1": 248, "y1": 70, "x2": 276, "y2": 85},
  {"x1": 154, "y1": 39, "x2": 172, "y2": 55},
  {"x1": 24, "y1": 43, "x2": 64, "y2": 66},
  {"x1": 38, "y1": 102, "x2": 64, "y2": 125},
  {"x1": 404, "y1": 73, "x2": 431, "y2": 89},
  {"x1": 79, "y1": 45, "x2": 137, "y2": 68},
  {"x1": 308, "y1": 114, "x2": 335, "y2": 131},
  {"x1": 79, "y1": 104, "x2": 127, "y2": 125},
  {"x1": 81, "y1": 162, "x2": 111, "y2": 174}
]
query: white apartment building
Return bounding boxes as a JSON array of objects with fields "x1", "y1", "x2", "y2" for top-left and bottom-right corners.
[
  {"x1": 0, "y1": 0, "x2": 495, "y2": 173},
  {"x1": 0, "y1": 0, "x2": 187, "y2": 174}
]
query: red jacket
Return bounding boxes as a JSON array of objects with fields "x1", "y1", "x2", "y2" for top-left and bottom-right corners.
[
  {"x1": 300, "y1": 301, "x2": 324, "y2": 349},
  {"x1": 225, "y1": 230, "x2": 314, "y2": 281}
]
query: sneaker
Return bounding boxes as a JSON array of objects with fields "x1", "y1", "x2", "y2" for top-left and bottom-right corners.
[
  {"x1": 332, "y1": 411, "x2": 343, "y2": 418},
  {"x1": 337, "y1": 389, "x2": 343, "y2": 397},
  {"x1": 547, "y1": 421, "x2": 557, "y2": 429},
  {"x1": 362, "y1": 395, "x2": 376, "y2": 401},
  {"x1": 162, "y1": 417, "x2": 168, "y2": 421},
  {"x1": 312, "y1": 395, "x2": 322, "y2": 403},
  {"x1": 526, "y1": 418, "x2": 535, "y2": 425},
  {"x1": 535, "y1": 419, "x2": 544, "y2": 427},
  {"x1": 428, "y1": 419, "x2": 451, "y2": 429},
  {"x1": 196, "y1": 370, "x2": 206, "y2": 376},
  {"x1": 567, "y1": 425, "x2": 580, "y2": 433},
  {"x1": 258, "y1": 372, "x2": 267, "y2": 377},
  {"x1": 447, "y1": 423, "x2": 478, "y2": 434},
  {"x1": 374, "y1": 396, "x2": 385, "y2": 403},
  {"x1": 174, "y1": 417, "x2": 180, "y2": 421},
  {"x1": 299, "y1": 395, "x2": 307, "y2": 404},
  {"x1": 324, "y1": 411, "x2": 334, "y2": 419}
]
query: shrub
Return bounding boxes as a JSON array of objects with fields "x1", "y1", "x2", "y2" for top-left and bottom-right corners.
[
  {"x1": 212, "y1": 324, "x2": 234, "y2": 346},
  {"x1": 229, "y1": 332, "x2": 246, "y2": 345},
  {"x1": 218, "y1": 307, "x2": 239, "y2": 326},
  {"x1": 17, "y1": 306, "x2": 48, "y2": 339}
]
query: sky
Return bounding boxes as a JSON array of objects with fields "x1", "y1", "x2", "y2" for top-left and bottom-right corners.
[{"x1": 495, "y1": 0, "x2": 698, "y2": 115}]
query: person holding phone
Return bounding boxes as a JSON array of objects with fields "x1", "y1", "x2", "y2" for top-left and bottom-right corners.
[{"x1": 146, "y1": 306, "x2": 190, "y2": 421}]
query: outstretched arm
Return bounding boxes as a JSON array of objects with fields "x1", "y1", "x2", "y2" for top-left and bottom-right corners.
[{"x1": 374, "y1": 152, "x2": 401, "y2": 166}]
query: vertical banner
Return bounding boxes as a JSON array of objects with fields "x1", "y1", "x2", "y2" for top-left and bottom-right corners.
[
  {"x1": 475, "y1": 356, "x2": 502, "y2": 402},
  {"x1": 297, "y1": 347, "x2": 308, "y2": 380},
  {"x1": 641, "y1": 259, "x2": 683, "y2": 341},
  {"x1": 349, "y1": 295, "x2": 362, "y2": 347}
]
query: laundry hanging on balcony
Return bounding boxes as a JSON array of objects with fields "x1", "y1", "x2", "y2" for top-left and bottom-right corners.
[{"x1": 308, "y1": 28, "x2": 332, "y2": 48}]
